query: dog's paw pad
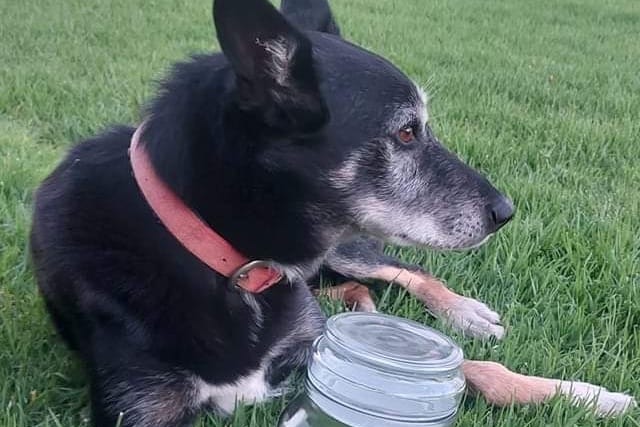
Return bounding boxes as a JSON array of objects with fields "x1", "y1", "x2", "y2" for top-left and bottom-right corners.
[{"x1": 559, "y1": 381, "x2": 637, "y2": 417}]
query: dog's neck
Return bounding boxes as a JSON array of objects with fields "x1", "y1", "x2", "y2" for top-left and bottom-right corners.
[{"x1": 139, "y1": 115, "x2": 346, "y2": 281}]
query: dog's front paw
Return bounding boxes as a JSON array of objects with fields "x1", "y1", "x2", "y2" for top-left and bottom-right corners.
[
  {"x1": 439, "y1": 296, "x2": 504, "y2": 340},
  {"x1": 379, "y1": 269, "x2": 504, "y2": 340},
  {"x1": 559, "y1": 381, "x2": 637, "y2": 417}
]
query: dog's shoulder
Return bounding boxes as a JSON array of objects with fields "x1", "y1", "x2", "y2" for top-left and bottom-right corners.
[{"x1": 35, "y1": 126, "x2": 134, "y2": 207}]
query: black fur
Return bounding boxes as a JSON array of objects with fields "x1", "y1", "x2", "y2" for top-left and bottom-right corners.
[
  {"x1": 281, "y1": 0, "x2": 341, "y2": 35},
  {"x1": 30, "y1": 0, "x2": 513, "y2": 426}
]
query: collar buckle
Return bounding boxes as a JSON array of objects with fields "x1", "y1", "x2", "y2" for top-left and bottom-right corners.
[{"x1": 229, "y1": 260, "x2": 282, "y2": 293}]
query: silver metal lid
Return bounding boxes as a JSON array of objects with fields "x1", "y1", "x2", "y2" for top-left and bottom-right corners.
[{"x1": 307, "y1": 312, "x2": 465, "y2": 425}]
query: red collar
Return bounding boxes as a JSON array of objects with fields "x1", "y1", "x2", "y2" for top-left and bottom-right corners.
[{"x1": 129, "y1": 123, "x2": 283, "y2": 293}]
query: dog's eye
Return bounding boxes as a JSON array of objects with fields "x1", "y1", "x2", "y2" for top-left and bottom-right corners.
[{"x1": 398, "y1": 126, "x2": 415, "y2": 143}]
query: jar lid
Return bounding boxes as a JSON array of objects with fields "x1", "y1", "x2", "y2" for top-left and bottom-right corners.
[
  {"x1": 307, "y1": 312, "x2": 465, "y2": 425},
  {"x1": 326, "y1": 312, "x2": 463, "y2": 374}
]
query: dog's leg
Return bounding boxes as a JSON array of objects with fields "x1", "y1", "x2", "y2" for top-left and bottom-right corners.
[
  {"x1": 463, "y1": 360, "x2": 636, "y2": 417},
  {"x1": 91, "y1": 369, "x2": 198, "y2": 427},
  {"x1": 315, "y1": 281, "x2": 378, "y2": 312},
  {"x1": 368, "y1": 267, "x2": 504, "y2": 340},
  {"x1": 89, "y1": 336, "x2": 199, "y2": 427},
  {"x1": 323, "y1": 237, "x2": 504, "y2": 339}
]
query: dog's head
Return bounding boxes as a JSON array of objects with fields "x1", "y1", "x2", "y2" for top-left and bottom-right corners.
[{"x1": 213, "y1": 0, "x2": 513, "y2": 251}]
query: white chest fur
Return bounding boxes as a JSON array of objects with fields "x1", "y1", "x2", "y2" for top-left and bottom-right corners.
[{"x1": 196, "y1": 368, "x2": 273, "y2": 414}]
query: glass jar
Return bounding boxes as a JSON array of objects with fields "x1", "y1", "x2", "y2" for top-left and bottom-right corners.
[{"x1": 278, "y1": 312, "x2": 465, "y2": 427}]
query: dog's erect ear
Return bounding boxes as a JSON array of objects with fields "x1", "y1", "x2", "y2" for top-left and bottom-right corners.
[
  {"x1": 281, "y1": 0, "x2": 341, "y2": 36},
  {"x1": 213, "y1": 0, "x2": 328, "y2": 133}
]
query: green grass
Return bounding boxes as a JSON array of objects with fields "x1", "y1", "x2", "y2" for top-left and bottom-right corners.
[{"x1": 1, "y1": 0, "x2": 639, "y2": 425}]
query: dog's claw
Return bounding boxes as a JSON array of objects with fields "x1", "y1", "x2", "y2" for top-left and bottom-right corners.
[{"x1": 441, "y1": 296, "x2": 504, "y2": 340}]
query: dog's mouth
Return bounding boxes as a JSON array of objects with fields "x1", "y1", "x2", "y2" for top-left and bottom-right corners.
[
  {"x1": 463, "y1": 233, "x2": 494, "y2": 250},
  {"x1": 390, "y1": 232, "x2": 494, "y2": 251}
]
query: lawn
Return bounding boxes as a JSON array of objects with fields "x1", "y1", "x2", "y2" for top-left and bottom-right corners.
[{"x1": 1, "y1": 0, "x2": 639, "y2": 426}]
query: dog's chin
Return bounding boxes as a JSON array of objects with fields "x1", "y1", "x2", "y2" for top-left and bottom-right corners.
[
  {"x1": 388, "y1": 233, "x2": 494, "y2": 251},
  {"x1": 460, "y1": 234, "x2": 494, "y2": 250},
  {"x1": 386, "y1": 234, "x2": 422, "y2": 247}
]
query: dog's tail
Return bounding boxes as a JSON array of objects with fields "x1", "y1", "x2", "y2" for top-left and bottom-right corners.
[{"x1": 281, "y1": 0, "x2": 341, "y2": 36}]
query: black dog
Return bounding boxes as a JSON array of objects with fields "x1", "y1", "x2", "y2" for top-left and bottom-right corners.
[{"x1": 30, "y1": 0, "x2": 634, "y2": 425}]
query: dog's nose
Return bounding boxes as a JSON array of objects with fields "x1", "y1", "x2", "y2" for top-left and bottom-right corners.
[{"x1": 487, "y1": 196, "x2": 514, "y2": 232}]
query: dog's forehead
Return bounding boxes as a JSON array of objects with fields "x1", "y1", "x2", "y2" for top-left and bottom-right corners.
[
  {"x1": 309, "y1": 33, "x2": 420, "y2": 101},
  {"x1": 309, "y1": 32, "x2": 426, "y2": 132}
]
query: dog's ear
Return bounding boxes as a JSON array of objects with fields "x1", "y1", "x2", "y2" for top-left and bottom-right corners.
[
  {"x1": 281, "y1": 0, "x2": 341, "y2": 36},
  {"x1": 213, "y1": 0, "x2": 328, "y2": 134}
]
